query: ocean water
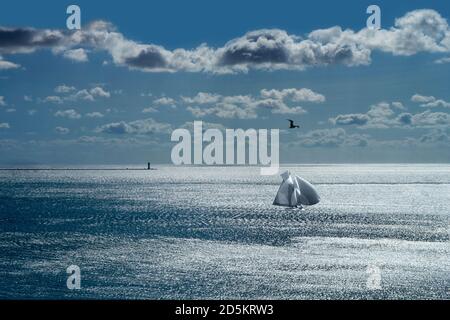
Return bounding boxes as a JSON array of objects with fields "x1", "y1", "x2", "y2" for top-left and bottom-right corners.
[{"x1": 0, "y1": 164, "x2": 448, "y2": 299}]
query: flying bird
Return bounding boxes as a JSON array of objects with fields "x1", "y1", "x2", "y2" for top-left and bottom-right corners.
[{"x1": 287, "y1": 119, "x2": 300, "y2": 129}]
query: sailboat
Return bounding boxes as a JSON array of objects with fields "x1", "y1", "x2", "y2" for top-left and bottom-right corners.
[{"x1": 273, "y1": 170, "x2": 320, "y2": 209}]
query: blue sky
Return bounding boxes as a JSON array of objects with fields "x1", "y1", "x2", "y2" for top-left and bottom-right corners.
[{"x1": 1, "y1": 0, "x2": 450, "y2": 164}]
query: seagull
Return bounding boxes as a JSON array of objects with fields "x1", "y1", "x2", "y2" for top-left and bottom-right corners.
[{"x1": 287, "y1": 119, "x2": 300, "y2": 129}]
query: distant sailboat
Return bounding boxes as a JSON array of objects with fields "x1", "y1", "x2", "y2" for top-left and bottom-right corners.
[{"x1": 273, "y1": 170, "x2": 320, "y2": 208}]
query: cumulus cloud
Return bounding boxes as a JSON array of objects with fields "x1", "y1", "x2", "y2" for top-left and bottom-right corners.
[
  {"x1": 182, "y1": 88, "x2": 322, "y2": 118},
  {"x1": 123, "y1": 45, "x2": 168, "y2": 70},
  {"x1": 67, "y1": 87, "x2": 110, "y2": 101},
  {"x1": 69, "y1": 89, "x2": 94, "y2": 101},
  {"x1": 396, "y1": 113, "x2": 412, "y2": 125},
  {"x1": 0, "y1": 56, "x2": 20, "y2": 69},
  {"x1": 391, "y1": 101, "x2": 406, "y2": 110},
  {"x1": 0, "y1": 122, "x2": 10, "y2": 129},
  {"x1": 86, "y1": 112, "x2": 104, "y2": 118},
  {"x1": 330, "y1": 102, "x2": 398, "y2": 128},
  {"x1": 89, "y1": 86, "x2": 110, "y2": 98},
  {"x1": 43, "y1": 95, "x2": 63, "y2": 104},
  {"x1": 139, "y1": 97, "x2": 176, "y2": 113},
  {"x1": 260, "y1": 88, "x2": 325, "y2": 103},
  {"x1": 55, "y1": 126, "x2": 70, "y2": 134},
  {"x1": 55, "y1": 84, "x2": 76, "y2": 93},
  {"x1": 410, "y1": 110, "x2": 450, "y2": 127},
  {"x1": 187, "y1": 103, "x2": 258, "y2": 119},
  {"x1": 0, "y1": 96, "x2": 5, "y2": 106},
  {"x1": 0, "y1": 26, "x2": 64, "y2": 54},
  {"x1": 142, "y1": 107, "x2": 158, "y2": 113},
  {"x1": 331, "y1": 102, "x2": 404, "y2": 128},
  {"x1": 54, "y1": 109, "x2": 81, "y2": 119},
  {"x1": 423, "y1": 100, "x2": 450, "y2": 108},
  {"x1": 331, "y1": 101, "x2": 450, "y2": 129},
  {"x1": 1, "y1": 9, "x2": 450, "y2": 73},
  {"x1": 330, "y1": 113, "x2": 369, "y2": 126},
  {"x1": 153, "y1": 97, "x2": 175, "y2": 106},
  {"x1": 62, "y1": 48, "x2": 88, "y2": 62},
  {"x1": 419, "y1": 128, "x2": 450, "y2": 144},
  {"x1": 434, "y1": 56, "x2": 450, "y2": 64},
  {"x1": 411, "y1": 94, "x2": 450, "y2": 108},
  {"x1": 253, "y1": 98, "x2": 307, "y2": 115},
  {"x1": 43, "y1": 86, "x2": 110, "y2": 103},
  {"x1": 216, "y1": 28, "x2": 371, "y2": 72},
  {"x1": 181, "y1": 121, "x2": 227, "y2": 132},
  {"x1": 181, "y1": 92, "x2": 221, "y2": 104},
  {"x1": 183, "y1": 94, "x2": 252, "y2": 119},
  {"x1": 96, "y1": 118, "x2": 172, "y2": 135}
]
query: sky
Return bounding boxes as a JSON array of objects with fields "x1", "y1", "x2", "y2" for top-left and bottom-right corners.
[{"x1": 0, "y1": 0, "x2": 450, "y2": 165}]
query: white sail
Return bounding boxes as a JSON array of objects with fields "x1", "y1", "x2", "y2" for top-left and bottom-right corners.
[{"x1": 273, "y1": 171, "x2": 320, "y2": 207}]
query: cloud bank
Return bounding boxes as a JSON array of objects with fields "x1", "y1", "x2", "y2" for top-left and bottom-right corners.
[{"x1": 1, "y1": 9, "x2": 450, "y2": 73}]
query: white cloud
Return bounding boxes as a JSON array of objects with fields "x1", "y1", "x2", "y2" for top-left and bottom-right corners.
[
  {"x1": 253, "y1": 98, "x2": 307, "y2": 115},
  {"x1": 0, "y1": 122, "x2": 10, "y2": 129},
  {"x1": 434, "y1": 56, "x2": 450, "y2": 64},
  {"x1": 410, "y1": 110, "x2": 450, "y2": 127},
  {"x1": 55, "y1": 85, "x2": 76, "y2": 93},
  {"x1": 86, "y1": 112, "x2": 104, "y2": 118},
  {"x1": 0, "y1": 96, "x2": 5, "y2": 106},
  {"x1": 43, "y1": 95, "x2": 63, "y2": 104},
  {"x1": 391, "y1": 101, "x2": 406, "y2": 110},
  {"x1": 187, "y1": 103, "x2": 258, "y2": 119},
  {"x1": 0, "y1": 56, "x2": 20, "y2": 70},
  {"x1": 96, "y1": 118, "x2": 172, "y2": 135},
  {"x1": 142, "y1": 107, "x2": 158, "y2": 113},
  {"x1": 90, "y1": 86, "x2": 110, "y2": 98},
  {"x1": 422, "y1": 100, "x2": 450, "y2": 108},
  {"x1": 153, "y1": 97, "x2": 175, "y2": 105},
  {"x1": 54, "y1": 109, "x2": 81, "y2": 119},
  {"x1": 419, "y1": 128, "x2": 450, "y2": 144},
  {"x1": 331, "y1": 102, "x2": 402, "y2": 128},
  {"x1": 181, "y1": 121, "x2": 227, "y2": 131},
  {"x1": 330, "y1": 113, "x2": 369, "y2": 126},
  {"x1": 260, "y1": 88, "x2": 325, "y2": 103},
  {"x1": 70, "y1": 89, "x2": 94, "y2": 101},
  {"x1": 139, "y1": 97, "x2": 176, "y2": 113},
  {"x1": 331, "y1": 101, "x2": 450, "y2": 129},
  {"x1": 182, "y1": 88, "x2": 322, "y2": 119},
  {"x1": 411, "y1": 94, "x2": 435, "y2": 103},
  {"x1": 62, "y1": 48, "x2": 88, "y2": 62},
  {"x1": 48, "y1": 86, "x2": 111, "y2": 103},
  {"x1": 55, "y1": 126, "x2": 70, "y2": 134},
  {"x1": 411, "y1": 94, "x2": 450, "y2": 108},
  {"x1": 181, "y1": 92, "x2": 221, "y2": 104}
]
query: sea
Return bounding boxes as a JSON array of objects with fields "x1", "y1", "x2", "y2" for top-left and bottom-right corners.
[{"x1": 0, "y1": 164, "x2": 448, "y2": 299}]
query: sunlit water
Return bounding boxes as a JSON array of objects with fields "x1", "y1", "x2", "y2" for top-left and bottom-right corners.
[{"x1": 0, "y1": 164, "x2": 449, "y2": 299}]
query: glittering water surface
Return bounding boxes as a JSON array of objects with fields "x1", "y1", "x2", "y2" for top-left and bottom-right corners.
[{"x1": 0, "y1": 164, "x2": 449, "y2": 299}]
